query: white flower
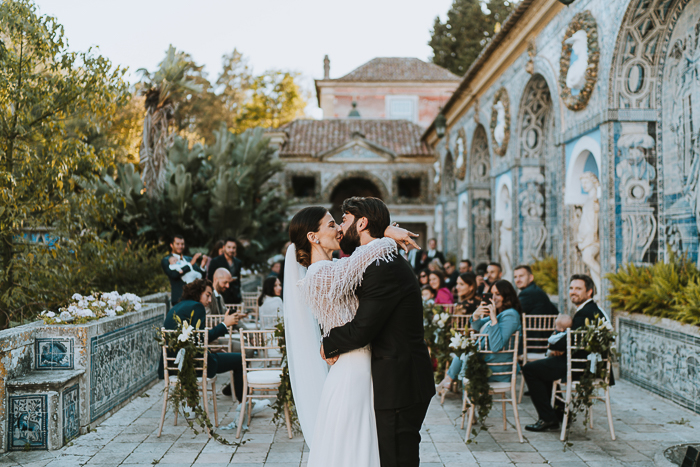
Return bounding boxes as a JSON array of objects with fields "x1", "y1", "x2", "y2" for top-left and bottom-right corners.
[
  {"x1": 78, "y1": 300, "x2": 87, "y2": 307},
  {"x1": 604, "y1": 321, "x2": 613, "y2": 331},
  {"x1": 97, "y1": 301, "x2": 106, "y2": 307},
  {"x1": 134, "y1": 303, "x2": 141, "y2": 311},
  {"x1": 71, "y1": 293, "x2": 82, "y2": 300},
  {"x1": 115, "y1": 306, "x2": 123, "y2": 312},
  {"x1": 105, "y1": 309, "x2": 117, "y2": 317},
  {"x1": 45, "y1": 311, "x2": 56, "y2": 318},
  {"x1": 432, "y1": 314, "x2": 440, "y2": 323},
  {"x1": 85, "y1": 296, "x2": 95, "y2": 302},
  {"x1": 55, "y1": 318, "x2": 62, "y2": 323},
  {"x1": 178, "y1": 321, "x2": 194, "y2": 342},
  {"x1": 450, "y1": 335, "x2": 463, "y2": 349},
  {"x1": 59, "y1": 311, "x2": 73, "y2": 321}
]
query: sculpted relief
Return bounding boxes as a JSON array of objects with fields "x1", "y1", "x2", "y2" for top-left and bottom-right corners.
[
  {"x1": 455, "y1": 129, "x2": 467, "y2": 180},
  {"x1": 576, "y1": 172, "x2": 601, "y2": 297},
  {"x1": 490, "y1": 89, "x2": 510, "y2": 157},
  {"x1": 496, "y1": 183, "x2": 513, "y2": 281},
  {"x1": 565, "y1": 30, "x2": 589, "y2": 91},
  {"x1": 472, "y1": 197, "x2": 491, "y2": 264},
  {"x1": 518, "y1": 170, "x2": 547, "y2": 262},
  {"x1": 559, "y1": 11, "x2": 599, "y2": 111}
]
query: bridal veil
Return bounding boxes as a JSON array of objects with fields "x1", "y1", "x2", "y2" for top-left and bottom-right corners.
[{"x1": 282, "y1": 244, "x2": 328, "y2": 447}]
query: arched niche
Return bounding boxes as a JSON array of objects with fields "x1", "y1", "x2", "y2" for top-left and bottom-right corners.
[
  {"x1": 517, "y1": 74, "x2": 553, "y2": 160},
  {"x1": 565, "y1": 135, "x2": 602, "y2": 206},
  {"x1": 469, "y1": 125, "x2": 490, "y2": 183},
  {"x1": 325, "y1": 174, "x2": 387, "y2": 221},
  {"x1": 495, "y1": 174, "x2": 513, "y2": 221},
  {"x1": 443, "y1": 150, "x2": 455, "y2": 195}
]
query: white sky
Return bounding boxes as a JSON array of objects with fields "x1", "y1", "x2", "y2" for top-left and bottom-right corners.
[{"x1": 34, "y1": 0, "x2": 455, "y2": 118}]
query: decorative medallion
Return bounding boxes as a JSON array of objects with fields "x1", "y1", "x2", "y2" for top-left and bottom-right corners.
[
  {"x1": 559, "y1": 10, "x2": 600, "y2": 111},
  {"x1": 490, "y1": 88, "x2": 510, "y2": 157},
  {"x1": 525, "y1": 40, "x2": 536, "y2": 75},
  {"x1": 455, "y1": 128, "x2": 467, "y2": 180}
]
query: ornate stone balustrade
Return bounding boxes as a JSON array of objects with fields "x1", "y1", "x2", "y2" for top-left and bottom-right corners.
[
  {"x1": 0, "y1": 299, "x2": 166, "y2": 452},
  {"x1": 616, "y1": 312, "x2": 700, "y2": 415}
]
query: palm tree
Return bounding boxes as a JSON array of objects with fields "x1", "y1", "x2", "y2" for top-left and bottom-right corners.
[{"x1": 137, "y1": 45, "x2": 201, "y2": 197}]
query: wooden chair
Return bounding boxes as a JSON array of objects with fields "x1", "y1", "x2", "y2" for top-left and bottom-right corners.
[
  {"x1": 551, "y1": 329, "x2": 615, "y2": 442},
  {"x1": 451, "y1": 314, "x2": 470, "y2": 333},
  {"x1": 158, "y1": 329, "x2": 219, "y2": 438},
  {"x1": 461, "y1": 332, "x2": 523, "y2": 443},
  {"x1": 236, "y1": 329, "x2": 293, "y2": 440},
  {"x1": 241, "y1": 292, "x2": 260, "y2": 326},
  {"x1": 518, "y1": 315, "x2": 557, "y2": 402},
  {"x1": 259, "y1": 314, "x2": 281, "y2": 330},
  {"x1": 435, "y1": 303, "x2": 456, "y2": 314},
  {"x1": 206, "y1": 315, "x2": 237, "y2": 403}
]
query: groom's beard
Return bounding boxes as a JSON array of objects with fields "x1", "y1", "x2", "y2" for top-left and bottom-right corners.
[{"x1": 339, "y1": 221, "x2": 361, "y2": 255}]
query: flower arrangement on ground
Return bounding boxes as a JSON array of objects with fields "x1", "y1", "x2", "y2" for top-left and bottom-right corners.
[
  {"x1": 423, "y1": 303, "x2": 453, "y2": 382},
  {"x1": 40, "y1": 292, "x2": 142, "y2": 324}
]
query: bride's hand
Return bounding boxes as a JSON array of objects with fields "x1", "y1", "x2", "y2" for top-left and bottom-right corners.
[{"x1": 384, "y1": 224, "x2": 420, "y2": 253}]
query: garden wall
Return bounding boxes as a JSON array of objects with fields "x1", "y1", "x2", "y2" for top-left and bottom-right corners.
[
  {"x1": 616, "y1": 312, "x2": 700, "y2": 415},
  {"x1": 0, "y1": 301, "x2": 166, "y2": 452}
]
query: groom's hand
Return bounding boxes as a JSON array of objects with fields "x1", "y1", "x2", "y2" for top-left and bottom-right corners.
[{"x1": 320, "y1": 344, "x2": 339, "y2": 365}]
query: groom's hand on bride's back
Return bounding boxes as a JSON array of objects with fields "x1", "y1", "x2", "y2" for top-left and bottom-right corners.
[{"x1": 320, "y1": 344, "x2": 339, "y2": 365}]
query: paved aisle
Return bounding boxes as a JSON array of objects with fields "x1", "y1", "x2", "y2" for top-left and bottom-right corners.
[{"x1": 2, "y1": 377, "x2": 699, "y2": 467}]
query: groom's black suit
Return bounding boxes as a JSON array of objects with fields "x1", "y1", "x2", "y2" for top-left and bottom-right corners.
[{"x1": 323, "y1": 251, "x2": 435, "y2": 467}]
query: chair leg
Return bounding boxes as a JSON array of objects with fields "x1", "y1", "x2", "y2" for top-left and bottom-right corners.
[
  {"x1": 502, "y1": 394, "x2": 507, "y2": 431},
  {"x1": 158, "y1": 384, "x2": 168, "y2": 438},
  {"x1": 201, "y1": 380, "x2": 212, "y2": 438},
  {"x1": 551, "y1": 380, "x2": 558, "y2": 406},
  {"x1": 229, "y1": 372, "x2": 236, "y2": 403},
  {"x1": 605, "y1": 388, "x2": 616, "y2": 441},
  {"x1": 560, "y1": 385, "x2": 572, "y2": 442},
  {"x1": 211, "y1": 381, "x2": 219, "y2": 428},
  {"x1": 518, "y1": 374, "x2": 526, "y2": 404},
  {"x1": 247, "y1": 396, "x2": 253, "y2": 426},
  {"x1": 460, "y1": 390, "x2": 468, "y2": 430},
  {"x1": 236, "y1": 386, "x2": 248, "y2": 439},
  {"x1": 589, "y1": 404, "x2": 594, "y2": 429},
  {"x1": 284, "y1": 403, "x2": 293, "y2": 439},
  {"x1": 465, "y1": 405, "x2": 475, "y2": 443},
  {"x1": 511, "y1": 393, "x2": 524, "y2": 443}
]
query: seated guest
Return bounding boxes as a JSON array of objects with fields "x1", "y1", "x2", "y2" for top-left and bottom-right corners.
[
  {"x1": 268, "y1": 261, "x2": 282, "y2": 279},
  {"x1": 210, "y1": 268, "x2": 232, "y2": 315},
  {"x1": 418, "y1": 269, "x2": 430, "y2": 287},
  {"x1": 421, "y1": 285, "x2": 436, "y2": 304},
  {"x1": 162, "y1": 279, "x2": 244, "y2": 402},
  {"x1": 207, "y1": 238, "x2": 243, "y2": 304},
  {"x1": 458, "y1": 259, "x2": 472, "y2": 274},
  {"x1": 546, "y1": 314, "x2": 573, "y2": 356},
  {"x1": 428, "y1": 258, "x2": 444, "y2": 273},
  {"x1": 429, "y1": 271, "x2": 454, "y2": 305},
  {"x1": 419, "y1": 238, "x2": 446, "y2": 270},
  {"x1": 523, "y1": 274, "x2": 609, "y2": 432},
  {"x1": 454, "y1": 273, "x2": 481, "y2": 315},
  {"x1": 485, "y1": 262, "x2": 503, "y2": 287},
  {"x1": 259, "y1": 276, "x2": 283, "y2": 318},
  {"x1": 475, "y1": 262, "x2": 488, "y2": 296},
  {"x1": 513, "y1": 265, "x2": 558, "y2": 315},
  {"x1": 438, "y1": 280, "x2": 523, "y2": 392},
  {"x1": 444, "y1": 261, "x2": 459, "y2": 289}
]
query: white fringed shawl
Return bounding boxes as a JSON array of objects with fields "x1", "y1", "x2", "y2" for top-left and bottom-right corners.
[{"x1": 299, "y1": 237, "x2": 397, "y2": 337}]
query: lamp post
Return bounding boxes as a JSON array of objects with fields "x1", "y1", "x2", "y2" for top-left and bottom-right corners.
[{"x1": 435, "y1": 111, "x2": 447, "y2": 139}]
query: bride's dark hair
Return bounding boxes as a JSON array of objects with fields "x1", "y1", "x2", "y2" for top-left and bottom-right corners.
[{"x1": 289, "y1": 206, "x2": 328, "y2": 268}]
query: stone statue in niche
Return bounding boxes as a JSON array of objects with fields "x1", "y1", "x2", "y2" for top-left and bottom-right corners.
[
  {"x1": 576, "y1": 172, "x2": 601, "y2": 296},
  {"x1": 456, "y1": 137, "x2": 465, "y2": 170},
  {"x1": 472, "y1": 199, "x2": 491, "y2": 263},
  {"x1": 565, "y1": 30, "x2": 589, "y2": 91},
  {"x1": 494, "y1": 101, "x2": 506, "y2": 147},
  {"x1": 498, "y1": 189, "x2": 513, "y2": 281},
  {"x1": 616, "y1": 122, "x2": 657, "y2": 264},
  {"x1": 518, "y1": 178, "x2": 547, "y2": 261}
]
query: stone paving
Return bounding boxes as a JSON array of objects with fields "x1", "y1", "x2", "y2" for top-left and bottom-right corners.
[{"x1": 2, "y1": 375, "x2": 699, "y2": 467}]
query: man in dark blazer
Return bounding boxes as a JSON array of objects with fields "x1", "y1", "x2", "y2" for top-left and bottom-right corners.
[
  {"x1": 514, "y1": 265, "x2": 558, "y2": 316},
  {"x1": 418, "y1": 238, "x2": 445, "y2": 270},
  {"x1": 207, "y1": 238, "x2": 242, "y2": 304},
  {"x1": 161, "y1": 234, "x2": 206, "y2": 306},
  {"x1": 522, "y1": 274, "x2": 605, "y2": 432},
  {"x1": 321, "y1": 197, "x2": 435, "y2": 467}
]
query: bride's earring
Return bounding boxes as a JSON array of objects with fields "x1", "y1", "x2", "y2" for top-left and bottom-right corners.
[{"x1": 315, "y1": 239, "x2": 320, "y2": 244}]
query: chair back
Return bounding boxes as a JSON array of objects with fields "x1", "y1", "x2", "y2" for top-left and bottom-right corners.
[
  {"x1": 260, "y1": 314, "x2": 281, "y2": 330},
  {"x1": 241, "y1": 292, "x2": 260, "y2": 323},
  {"x1": 239, "y1": 329, "x2": 283, "y2": 371},
  {"x1": 205, "y1": 315, "x2": 236, "y2": 352},
  {"x1": 471, "y1": 331, "x2": 520, "y2": 384},
  {"x1": 565, "y1": 329, "x2": 612, "y2": 385},
  {"x1": 161, "y1": 328, "x2": 209, "y2": 381},
  {"x1": 522, "y1": 314, "x2": 557, "y2": 360},
  {"x1": 451, "y1": 314, "x2": 470, "y2": 333},
  {"x1": 435, "y1": 303, "x2": 456, "y2": 314}
]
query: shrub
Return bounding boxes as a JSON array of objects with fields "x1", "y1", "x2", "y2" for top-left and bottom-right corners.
[{"x1": 530, "y1": 255, "x2": 559, "y2": 295}]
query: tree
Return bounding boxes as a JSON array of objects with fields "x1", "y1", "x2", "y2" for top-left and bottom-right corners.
[
  {"x1": 429, "y1": 0, "x2": 514, "y2": 76},
  {"x1": 0, "y1": 0, "x2": 129, "y2": 328},
  {"x1": 137, "y1": 45, "x2": 202, "y2": 198}
]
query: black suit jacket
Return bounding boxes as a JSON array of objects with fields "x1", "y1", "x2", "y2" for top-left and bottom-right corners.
[
  {"x1": 207, "y1": 255, "x2": 242, "y2": 304},
  {"x1": 518, "y1": 282, "x2": 558, "y2": 316},
  {"x1": 323, "y1": 254, "x2": 436, "y2": 411},
  {"x1": 419, "y1": 250, "x2": 445, "y2": 270},
  {"x1": 161, "y1": 255, "x2": 204, "y2": 305}
]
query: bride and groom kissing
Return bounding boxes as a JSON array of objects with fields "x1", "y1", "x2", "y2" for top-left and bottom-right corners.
[{"x1": 283, "y1": 197, "x2": 435, "y2": 467}]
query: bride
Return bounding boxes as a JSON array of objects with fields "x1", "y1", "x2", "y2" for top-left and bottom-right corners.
[{"x1": 283, "y1": 206, "x2": 416, "y2": 466}]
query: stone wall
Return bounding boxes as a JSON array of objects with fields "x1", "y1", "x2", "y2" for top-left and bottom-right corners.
[
  {"x1": 617, "y1": 312, "x2": 700, "y2": 415},
  {"x1": 0, "y1": 302, "x2": 166, "y2": 452}
]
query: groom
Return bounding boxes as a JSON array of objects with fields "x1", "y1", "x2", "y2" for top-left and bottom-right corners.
[{"x1": 321, "y1": 197, "x2": 435, "y2": 467}]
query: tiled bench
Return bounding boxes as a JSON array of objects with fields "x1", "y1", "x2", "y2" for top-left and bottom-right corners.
[{"x1": 6, "y1": 369, "x2": 84, "y2": 451}]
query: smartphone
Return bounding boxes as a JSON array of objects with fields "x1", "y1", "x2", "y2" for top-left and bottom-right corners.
[{"x1": 482, "y1": 293, "x2": 493, "y2": 302}]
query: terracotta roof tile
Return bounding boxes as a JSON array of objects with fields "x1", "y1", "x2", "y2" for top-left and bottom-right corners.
[
  {"x1": 333, "y1": 57, "x2": 459, "y2": 82},
  {"x1": 276, "y1": 119, "x2": 432, "y2": 157}
]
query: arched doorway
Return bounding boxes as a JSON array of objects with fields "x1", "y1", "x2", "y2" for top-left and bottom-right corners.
[{"x1": 329, "y1": 177, "x2": 383, "y2": 221}]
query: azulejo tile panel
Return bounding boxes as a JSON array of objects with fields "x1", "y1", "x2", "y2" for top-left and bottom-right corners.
[
  {"x1": 63, "y1": 384, "x2": 80, "y2": 444},
  {"x1": 618, "y1": 318, "x2": 700, "y2": 414},
  {"x1": 35, "y1": 338, "x2": 74, "y2": 370},
  {"x1": 90, "y1": 316, "x2": 161, "y2": 422},
  {"x1": 7, "y1": 395, "x2": 48, "y2": 451}
]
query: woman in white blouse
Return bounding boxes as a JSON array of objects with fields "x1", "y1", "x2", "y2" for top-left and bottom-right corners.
[{"x1": 258, "y1": 276, "x2": 283, "y2": 326}]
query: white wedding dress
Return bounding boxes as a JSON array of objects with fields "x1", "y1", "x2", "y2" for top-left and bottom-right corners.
[{"x1": 292, "y1": 238, "x2": 397, "y2": 467}]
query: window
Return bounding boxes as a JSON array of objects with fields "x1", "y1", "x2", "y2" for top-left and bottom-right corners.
[
  {"x1": 398, "y1": 177, "x2": 421, "y2": 199},
  {"x1": 291, "y1": 176, "x2": 316, "y2": 198},
  {"x1": 386, "y1": 96, "x2": 418, "y2": 122}
]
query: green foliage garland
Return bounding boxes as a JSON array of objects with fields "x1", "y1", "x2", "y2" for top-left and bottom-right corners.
[
  {"x1": 449, "y1": 332, "x2": 493, "y2": 441},
  {"x1": 155, "y1": 314, "x2": 233, "y2": 445},
  {"x1": 423, "y1": 303, "x2": 453, "y2": 382},
  {"x1": 271, "y1": 319, "x2": 300, "y2": 431},
  {"x1": 563, "y1": 317, "x2": 617, "y2": 445}
]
